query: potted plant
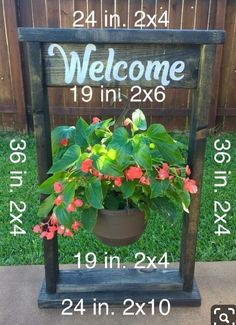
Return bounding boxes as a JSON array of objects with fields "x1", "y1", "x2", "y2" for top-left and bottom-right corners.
[{"x1": 33, "y1": 104, "x2": 197, "y2": 246}]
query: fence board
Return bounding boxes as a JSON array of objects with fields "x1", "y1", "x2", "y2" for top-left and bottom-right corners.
[
  {"x1": 219, "y1": 0, "x2": 236, "y2": 130},
  {"x1": 60, "y1": 0, "x2": 76, "y2": 126},
  {"x1": 0, "y1": 0, "x2": 235, "y2": 131},
  {"x1": 1, "y1": 0, "x2": 26, "y2": 131},
  {"x1": 0, "y1": 0, "x2": 13, "y2": 106}
]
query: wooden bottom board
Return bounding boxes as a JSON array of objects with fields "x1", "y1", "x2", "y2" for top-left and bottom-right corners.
[{"x1": 38, "y1": 268, "x2": 201, "y2": 308}]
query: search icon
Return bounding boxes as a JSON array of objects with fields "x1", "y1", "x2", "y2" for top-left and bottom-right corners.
[{"x1": 219, "y1": 313, "x2": 230, "y2": 323}]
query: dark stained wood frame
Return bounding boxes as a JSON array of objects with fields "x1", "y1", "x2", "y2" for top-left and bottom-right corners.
[{"x1": 18, "y1": 28, "x2": 225, "y2": 308}]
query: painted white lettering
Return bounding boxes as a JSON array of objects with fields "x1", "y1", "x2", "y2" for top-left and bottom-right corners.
[
  {"x1": 113, "y1": 61, "x2": 128, "y2": 81},
  {"x1": 105, "y1": 48, "x2": 115, "y2": 81},
  {"x1": 129, "y1": 61, "x2": 145, "y2": 81},
  {"x1": 48, "y1": 43, "x2": 186, "y2": 86},
  {"x1": 89, "y1": 61, "x2": 104, "y2": 81},
  {"x1": 145, "y1": 60, "x2": 170, "y2": 86},
  {"x1": 169, "y1": 61, "x2": 185, "y2": 81},
  {"x1": 48, "y1": 43, "x2": 96, "y2": 84}
]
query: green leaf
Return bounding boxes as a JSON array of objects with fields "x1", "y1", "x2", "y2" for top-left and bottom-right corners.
[
  {"x1": 37, "y1": 194, "x2": 55, "y2": 218},
  {"x1": 86, "y1": 118, "x2": 113, "y2": 146},
  {"x1": 81, "y1": 207, "x2": 98, "y2": 232},
  {"x1": 150, "y1": 177, "x2": 163, "y2": 198},
  {"x1": 107, "y1": 127, "x2": 131, "y2": 169},
  {"x1": 147, "y1": 124, "x2": 184, "y2": 164},
  {"x1": 75, "y1": 117, "x2": 89, "y2": 148},
  {"x1": 147, "y1": 124, "x2": 171, "y2": 142},
  {"x1": 120, "y1": 181, "x2": 136, "y2": 199},
  {"x1": 132, "y1": 109, "x2": 147, "y2": 131},
  {"x1": 177, "y1": 189, "x2": 191, "y2": 213},
  {"x1": 109, "y1": 127, "x2": 129, "y2": 146},
  {"x1": 96, "y1": 155, "x2": 123, "y2": 176},
  {"x1": 150, "y1": 196, "x2": 177, "y2": 222},
  {"x1": 63, "y1": 181, "x2": 77, "y2": 206},
  {"x1": 48, "y1": 144, "x2": 81, "y2": 173},
  {"x1": 108, "y1": 143, "x2": 132, "y2": 169},
  {"x1": 54, "y1": 205, "x2": 72, "y2": 228},
  {"x1": 51, "y1": 126, "x2": 75, "y2": 155},
  {"x1": 107, "y1": 148, "x2": 117, "y2": 160},
  {"x1": 85, "y1": 178, "x2": 103, "y2": 209},
  {"x1": 38, "y1": 172, "x2": 65, "y2": 194},
  {"x1": 91, "y1": 144, "x2": 106, "y2": 155},
  {"x1": 132, "y1": 143, "x2": 152, "y2": 170}
]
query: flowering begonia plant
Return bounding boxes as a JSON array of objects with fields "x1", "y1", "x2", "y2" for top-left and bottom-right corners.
[{"x1": 34, "y1": 108, "x2": 197, "y2": 240}]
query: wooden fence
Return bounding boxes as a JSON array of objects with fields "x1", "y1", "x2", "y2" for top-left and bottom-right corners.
[{"x1": 0, "y1": 0, "x2": 235, "y2": 131}]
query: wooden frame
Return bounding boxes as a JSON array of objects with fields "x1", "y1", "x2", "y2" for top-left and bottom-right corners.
[{"x1": 18, "y1": 28, "x2": 225, "y2": 308}]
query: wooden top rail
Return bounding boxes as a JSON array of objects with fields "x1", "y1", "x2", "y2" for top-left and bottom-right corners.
[{"x1": 18, "y1": 28, "x2": 225, "y2": 44}]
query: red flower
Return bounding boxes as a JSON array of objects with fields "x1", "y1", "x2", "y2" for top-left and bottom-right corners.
[
  {"x1": 57, "y1": 225, "x2": 65, "y2": 235},
  {"x1": 72, "y1": 221, "x2": 80, "y2": 231},
  {"x1": 123, "y1": 118, "x2": 131, "y2": 126},
  {"x1": 139, "y1": 176, "x2": 150, "y2": 185},
  {"x1": 158, "y1": 163, "x2": 169, "y2": 180},
  {"x1": 53, "y1": 181, "x2": 63, "y2": 193},
  {"x1": 183, "y1": 178, "x2": 198, "y2": 194},
  {"x1": 81, "y1": 158, "x2": 93, "y2": 172},
  {"x1": 54, "y1": 195, "x2": 63, "y2": 206},
  {"x1": 67, "y1": 203, "x2": 76, "y2": 212},
  {"x1": 48, "y1": 225, "x2": 57, "y2": 233},
  {"x1": 114, "y1": 177, "x2": 122, "y2": 187},
  {"x1": 46, "y1": 231, "x2": 55, "y2": 240},
  {"x1": 74, "y1": 198, "x2": 83, "y2": 208},
  {"x1": 125, "y1": 166, "x2": 143, "y2": 180},
  {"x1": 33, "y1": 224, "x2": 42, "y2": 233},
  {"x1": 92, "y1": 117, "x2": 101, "y2": 124},
  {"x1": 60, "y1": 138, "x2": 68, "y2": 147},
  {"x1": 50, "y1": 214, "x2": 58, "y2": 225},
  {"x1": 185, "y1": 165, "x2": 191, "y2": 176},
  {"x1": 40, "y1": 231, "x2": 54, "y2": 240},
  {"x1": 40, "y1": 231, "x2": 48, "y2": 239},
  {"x1": 64, "y1": 228, "x2": 73, "y2": 237}
]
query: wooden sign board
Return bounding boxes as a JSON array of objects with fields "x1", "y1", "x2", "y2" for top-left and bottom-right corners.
[{"x1": 43, "y1": 43, "x2": 199, "y2": 88}]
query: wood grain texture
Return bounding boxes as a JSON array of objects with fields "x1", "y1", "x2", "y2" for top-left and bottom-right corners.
[
  {"x1": 26, "y1": 42, "x2": 59, "y2": 293},
  {"x1": 43, "y1": 43, "x2": 200, "y2": 87},
  {"x1": 160, "y1": 0, "x2": 183, "y2": 128},
  {"x1": 0, "y1": 0, "x2": 13, "y2": 106},
  {"x1": 38, "y1": 269, "x2": 201, "y2": 308},
  {"x1": 18, "y1": 27, "x2": 225, "y2": 44},
  {"x1": 218, "y1": 0, "x2": 236, "y2": 131},
  {"x1": 180, "y1": 44, "x2": 217, "y2": 291},
  {"x1": 1, "y1": 0, "x2": 234, "y2": 131},
  {"x1": 43, "y1": 105, "x2": 191, "y2": 117},
  {"x1": 208, "y1": 0, "x2": 227, "y2": 128},
  {"x1": 47, "y1": 0, "x2": 66, "y2": 127},
  {"x1": 57, "y1": 268, "x2": 183, "y2": 293},
  {"x1": 16, "y1": 0, "x2": 33, "y2": 121},
  {"x1": 2, "y1": 0, "x2": 27, "y2": 131}
]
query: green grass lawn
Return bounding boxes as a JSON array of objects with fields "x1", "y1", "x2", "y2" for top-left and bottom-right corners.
[{"x1": 0, "y1": 131, "x2": 236, "y2": 266}]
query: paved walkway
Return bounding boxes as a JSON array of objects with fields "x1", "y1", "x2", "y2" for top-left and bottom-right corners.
[{"x1": 0, "y1": 261, "x2": 235, "y2": 325}]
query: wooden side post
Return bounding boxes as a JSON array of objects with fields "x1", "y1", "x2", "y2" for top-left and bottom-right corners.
[
  {"x1": 180, "y1": 44, "x2": 217, "y2": 291},
  {"x1": 27, "y1": 42, "x2": 59, "y2": 293}
]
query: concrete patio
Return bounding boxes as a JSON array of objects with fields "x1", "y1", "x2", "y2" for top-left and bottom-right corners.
[{"x1": 0, "y1": 261, "x2": 235, "y2": 325}]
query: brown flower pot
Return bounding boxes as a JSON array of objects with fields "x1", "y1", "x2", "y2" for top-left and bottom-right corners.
[{"x1": 93, "y1": 208, "x2": 146, "y2": 247}]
